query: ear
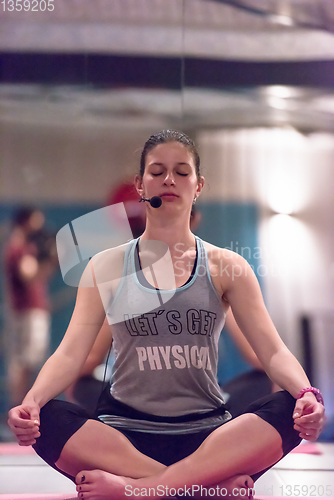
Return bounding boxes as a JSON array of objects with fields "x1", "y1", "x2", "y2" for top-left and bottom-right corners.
[
  {"x1": 134, "y1": 175, "x2": 144, "y2": 198},
  {"x1": 195, "y1": 175, "x2": 205, "y2": 198}
]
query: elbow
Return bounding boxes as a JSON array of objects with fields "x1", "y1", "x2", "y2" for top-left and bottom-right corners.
[
  {"x1": 79, "y1": 354, "x2": 101, "y2": 376},
  {"x1": 247, "y1": 353, "x2": 265, "y2": 371}
]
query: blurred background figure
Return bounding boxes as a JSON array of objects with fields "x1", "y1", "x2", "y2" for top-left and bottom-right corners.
[
  {"x1": 106, "y1": 180, "x2": 146, "y2": 238},
  {"x1": 2, "y1": 206, "x2": 57, "y2": 407}
]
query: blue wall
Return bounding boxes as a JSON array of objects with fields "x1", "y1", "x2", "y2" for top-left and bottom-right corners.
[{"x1": 196, "y1": 202, "x2": 260, "y2": 384}]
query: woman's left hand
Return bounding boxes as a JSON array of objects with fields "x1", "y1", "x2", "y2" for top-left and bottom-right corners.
[{"x1": 293, "y1": 393, "x2": 326, "y2": 441}]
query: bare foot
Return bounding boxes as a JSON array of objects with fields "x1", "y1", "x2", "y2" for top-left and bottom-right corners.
[
  {"x1": 76, "y1": 470, "x2": 131, "y2": 500},
  {"x1": 75, "y1": 471, "x2": 254, "y2": 500}
]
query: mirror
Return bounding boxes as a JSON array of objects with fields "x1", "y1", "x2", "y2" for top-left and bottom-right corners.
[{"x1": 0, "y1": 0, "x2": 333, "y2": 425}]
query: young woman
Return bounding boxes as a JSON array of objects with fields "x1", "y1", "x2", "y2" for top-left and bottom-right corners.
[{"x1": 8, "y1": 130, "x2": 325, "y2": 500}]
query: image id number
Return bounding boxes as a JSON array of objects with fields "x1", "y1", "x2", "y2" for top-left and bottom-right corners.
[
  {"x1": 1, "y1": 0, "x2": 54, "y2": 11},
  {"x1": 280, "y1": 484, "x2": 333, "y2": 496}
]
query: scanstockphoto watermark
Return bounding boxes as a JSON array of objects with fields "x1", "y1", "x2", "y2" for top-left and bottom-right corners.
[
  {"x1": 174, "y1": 241, "x2": 288, "y2": 280},
  {"x1": 55, "y1": 203, "x2": 289, "y2": 290},
  {"x1": 124, "y1": 484, "x2": 255, "y2": 498}
]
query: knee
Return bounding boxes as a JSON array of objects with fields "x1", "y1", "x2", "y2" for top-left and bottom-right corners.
[
  {"x1": 33, "y1": 399, "x2": 92, "y2": 464},
  {"x1": 241, "y1": 412, "x2": 267, "y2": 429}
]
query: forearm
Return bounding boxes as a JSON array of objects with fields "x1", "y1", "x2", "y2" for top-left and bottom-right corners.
[
  {"x1": 225, "y1": 312, "x2": 264, "y2": 370},
  {"x1": 78, "y1": 320, "x2": 112, "y2": 377},
  {"x1": 263, "y1": 346, "x2": 310, "y2": 398},
  {"x1": 78, "y1": 352, "x2": 103, "y2": 376},
  {"x1": 23, "y1": 351, "x2": 82, "y2": 408}
]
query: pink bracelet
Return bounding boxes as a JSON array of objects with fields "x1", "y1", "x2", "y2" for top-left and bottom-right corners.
[{"x1": 297, "y1": 387, "x2": 324, "y2": 405}]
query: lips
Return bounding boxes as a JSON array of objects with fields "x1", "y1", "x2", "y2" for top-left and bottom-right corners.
[{"x1": 159, "y1": 192, "x2": 179, "y2": 198}]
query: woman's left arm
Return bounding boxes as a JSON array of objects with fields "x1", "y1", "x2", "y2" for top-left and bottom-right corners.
[{"x1": 220, "y1": 250, "x2": 325, "y2": 441}]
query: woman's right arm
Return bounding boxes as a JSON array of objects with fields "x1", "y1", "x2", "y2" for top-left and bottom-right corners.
[
  {"x1": 64, "y1": 317, "x2": 113, "y2": 402},
  {"x1": 8, "y1": 262, "x2": 109, "y2": 445}
]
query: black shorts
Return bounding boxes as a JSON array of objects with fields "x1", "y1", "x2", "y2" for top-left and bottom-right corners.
[{"x1": 33, "y1": 388, "x2": 301, "y2": 483}]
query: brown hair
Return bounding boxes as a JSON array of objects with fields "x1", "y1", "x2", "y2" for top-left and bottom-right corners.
[{"x1": 139, "y1": 130, "x2": 201, "y2": 179}]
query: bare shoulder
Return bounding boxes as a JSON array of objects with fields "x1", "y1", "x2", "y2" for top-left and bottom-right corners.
[
  {"x1": 90, "y1": 241, "x2": 130, "y2": 295},
  {"x1": 202, "y1": 240, "x2": 249, "y2": 268},
  {"x1": 201, "y1": 240, "x2": 255, "y2": 296},
  {"x1": 73, "y1": 241, "x2": 131, "y2": 321},
  {"x1": 92, "y1": 242, "x2": 128, "y2": 274}
]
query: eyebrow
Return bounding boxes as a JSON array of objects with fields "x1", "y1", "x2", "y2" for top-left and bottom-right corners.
[{"x1": 148, "y1": 162, "x2": 191, "y2": 167}]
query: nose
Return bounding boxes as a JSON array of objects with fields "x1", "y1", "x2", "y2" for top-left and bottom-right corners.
[{"x1": 163, "y1": 172, "x2": 175, "y2": 186}]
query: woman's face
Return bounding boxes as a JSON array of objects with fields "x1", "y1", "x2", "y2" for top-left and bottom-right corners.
[{"x1": 136, "y1": 142, "x2": 204, "y2": 212}]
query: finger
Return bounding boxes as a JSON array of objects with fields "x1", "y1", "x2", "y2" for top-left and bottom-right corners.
[
  {"x1": 28, "y1": 408, "x2": 40, "y2": 426},
  {"x1": 296, "y1": 425, "x2": 318, "y2": 436},
  {"x1": 18, "y1": 407, "x2": 33, "y2": 419},
  {"x1": 10, "y1": 423, "x2": 40, "y2": 435},
  {"x1": 293, "y1": 399, "x2": 322, "y2": 419},
  {"x1": 294, "y1": 416, "x2": 325, "y2": 432},
  {"x1": 294, "y1": 421, "x2": 324, "y2": 434},
  {"x1": 10, "y1": 424, "x2": 38, "y2": 436},
  {"x1": 295, "y1": 425, "x2": 322, "y2": 438},
  {"x1": 295, "y1": 416, "x2": 320, "y2": 426},
  {"x1": 9, "y1": 408, "x2": 30, "y2": 422},
  {"x1": 15, "y1": 435, "x2": 39, "y2": 446},
  {"x1": 10, "y1": 406, "x2": 40, "y2": 424},
  {"x1": 297, "y1": 407, "x2": 323, "y2": 419},
  {"x1": 299, "y1": 433, "x2": 317, "y2": 441},
  {"x1": 22, "y1": 433, "x2": 38, "y2": 441},
  {"x1": 293, "y1": 400, "x2": 307, "y2": 419},
  {"x1": 295, "y1": 424, "x2": 321, "y2": 440},
  {"x1": 21, "y1": 408, "x2": 40, "y2": 428},
  {"x1": 18, "y1": 437, "x2": 37, "y2": 446},
  {"x1": 8, "y1": 417, "x2": 37, "y2": 430},
  {"x1": 9, "y1": 430, "x2": 40, "y2": 446},
  {"x1": 22, "y1": 429, "x2": 40, "y2": 439},
  {"x1": 294, "y1": 412, "x2": 323, "y2": 426},
  {"x1": 294, "y1": 420, "x2": 320, "y2": 431},
  {"x1": 16, "y1": 430, "x2": 39, "y2": 444}
]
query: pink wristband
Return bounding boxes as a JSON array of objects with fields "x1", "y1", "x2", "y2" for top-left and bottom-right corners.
[{"x1": 297, "y1": 387, "x2": 324, "y2": 405}]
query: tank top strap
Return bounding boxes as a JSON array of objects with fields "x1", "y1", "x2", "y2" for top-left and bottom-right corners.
[{"x1": 124, "y1": 236, "x2": 209, "y2": 290}]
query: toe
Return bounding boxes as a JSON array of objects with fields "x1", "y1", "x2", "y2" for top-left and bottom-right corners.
[{"x1": 76, "y1": 470, "x2": 89, "y2": 485}]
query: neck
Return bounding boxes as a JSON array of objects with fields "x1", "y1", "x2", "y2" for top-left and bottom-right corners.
[{"x1": 140, "y1": 215, "x2": 195, "y2": 255}]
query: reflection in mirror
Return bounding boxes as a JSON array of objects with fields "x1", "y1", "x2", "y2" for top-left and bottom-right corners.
[{"x1": 0, "y1": 0, "x2": 333, "y2": 426}]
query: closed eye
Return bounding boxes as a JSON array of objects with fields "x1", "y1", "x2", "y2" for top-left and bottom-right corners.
[{"x1": 151, "y1": 171, "x2": 188, "y2": 177}]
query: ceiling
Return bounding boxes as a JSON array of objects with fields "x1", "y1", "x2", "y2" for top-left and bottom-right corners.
[
  {"x1": 1, "y1": 0, "x2": 334, "y2": 60},
  {"x1": 0, "y1": 0, "x2": 334, "y2": 132}
]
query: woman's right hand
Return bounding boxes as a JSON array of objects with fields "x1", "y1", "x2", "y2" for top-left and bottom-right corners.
[{"x1": 7, "y1": 403, "x2": 41, "y2": 446}]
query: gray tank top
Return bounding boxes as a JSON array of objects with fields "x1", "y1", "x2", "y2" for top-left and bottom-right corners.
[{"x1": 100, "y1": 237, "x2": 230, "y2": 431}]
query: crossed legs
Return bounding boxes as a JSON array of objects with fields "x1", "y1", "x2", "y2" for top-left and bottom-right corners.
[
  {"x1": 55, "y1": 413, "x2": 283, "y2": 500},
  {"x1": 56, "y1": 418, "x2": 165, "y2": 479}
]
